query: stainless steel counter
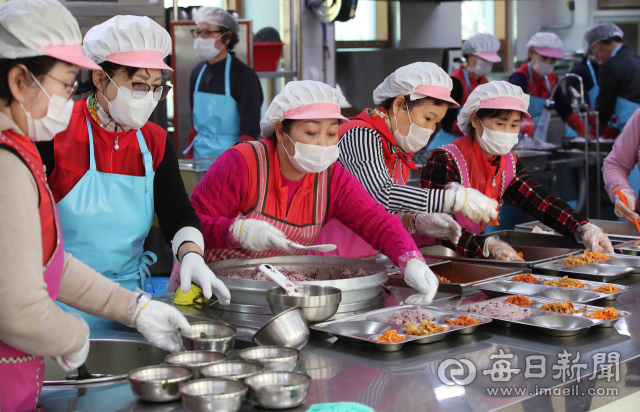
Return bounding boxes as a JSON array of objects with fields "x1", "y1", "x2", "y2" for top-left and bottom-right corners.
[{"x1": 39, "y1": 273, "x2": 640, "y2": 412}]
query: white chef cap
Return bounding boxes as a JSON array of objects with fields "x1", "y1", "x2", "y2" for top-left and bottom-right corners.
[
  {"x1": 260, "y1": 80, "x2": 348, "y2": 138},
  {"x1": 83, "y1": 16, "x2": 173, "y2": 71},
  {"x1": 462, "y1": 33, "x2": 501, "y2": 63},
  {"x1": 372, "y1": 62, "x2": 459, "y2": 108},
  {"x1": 194, "y1": 7, "x2": 240, "y2": 36},
  {"x1": 457, "y1": 81, "x2": 531, "y2": 136},
  {"x1": 0, "y1": 0, "x2": 100, "y2": 70},
  {"x1": 583, "y1": 23, "x2": 624, "y2": 54},
  {"x1": 526, "y1": 32, "x2": 564, "y2": 59}
]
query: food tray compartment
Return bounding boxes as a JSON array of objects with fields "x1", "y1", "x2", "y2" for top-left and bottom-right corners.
[
  {"x1": 325, "y1": 321, "x2": 391, "y2": 336},
  {"x1": 604, "y1": 257, "x2": 640, "y2": 269},
  {"x1": 537, "y1": 289, "x2": 602, "y2": 303},
  {"x1": 507, "y1": 274, "x2": 631, "y2": 301},
  {"x1": 529, "y1": 302, "x2": 629, "y2": 328},
  {"x1": 426, "y1": 261, "x2": 523, "y2": 294},
  {"x1": 469, "y1": 280, "x2": 551, "y2": 297},
  {"x1": 532, "y1": 261, "x2": 635, "y2": 282}
]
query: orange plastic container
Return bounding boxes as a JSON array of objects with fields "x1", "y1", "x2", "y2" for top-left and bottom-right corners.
[{"x1": 253, "y1": 42, "x2": 284, "y2": 72}]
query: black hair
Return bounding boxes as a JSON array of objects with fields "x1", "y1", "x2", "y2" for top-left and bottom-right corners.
[
  {"x1": 470, "y1": 108, "x2": 521, "y2": 136},
  {"x1": 220, "y1": 27, "x2": 240, "y2": 51},
  {"x1": 88, "y1": 61, "x2": 168, "y2": 93},
  {"x1": 281, "y1": 118, "x2": 294, "y2": 135},
  {"x1": 0, "y1": 56, "x2": 59, "y2": 106},
  {"x1": 380, "y1": 95, "x2": 445, "y2": 113},
  {"x1": 599, "y1": 36, "x2": 623, "y2": 45}
]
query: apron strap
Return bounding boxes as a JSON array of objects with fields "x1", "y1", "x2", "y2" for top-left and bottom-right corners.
[
  {"x1": 248, "y1": 140, "x2": 269, "y2": 211},
  {"x1": 194, "y1": 64, "x2": 207, "y2": 92},
  {"x1": 586, "y1": 59, "x2": 598, "y2": 85},
  {"x1": 527, "y1": 63, "x2": 534, "y2": 95},
  {"x1": 442, "y1": 144, "x2": 470, "y2": 187},
  {"x1": 611, "y1": 44, "x2": 622, "y2": 57},
  {"x1": 224, "y1": 54, "x2": 232, "y2": 96},
  {"x1": 544, "y1": 76, "x2": 552, "y2": 97},
  {"x1": 462, "y1": 68, "x2": 472, "y2": 95},
  {"x1": 85, "y1": 117, "x2": 97, "y2": 172},
  {"x1": 137, "y1": 250, "x2": 157, "y2": 293},
  {"x1": 502, "y1": 152, "x2": 516, "y2": 197},
  {"x1": 135, "y1": 129, "x2": 154, "y2": 194}
]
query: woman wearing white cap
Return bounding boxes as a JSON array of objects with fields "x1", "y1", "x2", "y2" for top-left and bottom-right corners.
[
  {"x1": 508, "y1": 32, "x2": 585, "y2": 139},
  {"x1": 311, "y1": 62, "x2": 499, "y2": 259},
  {"x1": 431, "y1": 33, "x2": 502, "y2": 151},
  {"x1": 420, "y1": 81, "x2": 613, "y2": 260},
  {"x1": 0, "y1": 1, "x2": 191, "y2": 409},
  {"x1": 170, "y1": 80, "x2": 441, "y2": 305},
  {"x1": 40, "y1": 15, "x2": 230, "y2": 329}
]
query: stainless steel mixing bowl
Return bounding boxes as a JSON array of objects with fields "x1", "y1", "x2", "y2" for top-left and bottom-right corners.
[
  {"x1": 245, "y1": 371, "x2": 311, "y2": 409},
  {"x1": 181, "y1": 322, "x2": 237, "y2": 353},
  {"x1": 199, "y1": 360, "x2": 264, "y2": 381},
  {"x1": 238, "y1": 346, "x2": 300, "y2": 372},
  {"x1": 266, "y1": 285, "x2": 342, "y2": 323},
  {"x1": 128, "y1": 365, "x2": 193, "y2": 402},
  {"x1": 165, "y1": 351, "x2": 227, "y2": 379},
  {"x1": 180, "y1": 378, "x2": 248, "y2": 412},
  {"x1": 252, "y1": 307, "x2": 309, "y2": 349}
]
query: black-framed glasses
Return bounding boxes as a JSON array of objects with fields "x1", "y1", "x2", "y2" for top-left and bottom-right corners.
[
  {"x1": 129, "y1": 82, "x2": 172, "y2": 101},
  {"x1": 191, "y1": 29, "x2": 223, "y2": 39},
  {"x1": 44, "y1": 74, "x2": 78, "y2": 100}
]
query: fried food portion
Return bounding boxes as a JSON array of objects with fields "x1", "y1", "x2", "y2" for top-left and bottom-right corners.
[
  {"x1": 544, "y1": 276, "x2": 586, "y2": 288},
  {"x1": 539, "y1": 301, "x2": 584, "y2": 314},
  {"x1": 445, "y1": 315, "x2": 482, "y2": 326},
  {"x1": 591, "y1": 284, "x2": 620, "y2": 294},
  {"x1": 436, "y1": 274, "x2": 451, "y2": 283},
  {"x1": 560, "y1": 251, "x2": 609, "y2": 266},
  {"x1": 374, "y1": 330, "x2": 405, "y2": 343},
  {"x1": 586, "y1": 307, "x2": 618, "y2": 320},
  {"x1": 505, "y1": 295, "x2": 532, "y2": 306},
  {"x1": 635, "y1": 241, "x2": 640, "y2": 246},
  {"x1": 404, "y1": 320, "x2": 449, "y2": 336},
  {"x1": 513, "y1": 273, "x2": 540, "y2": 283}
]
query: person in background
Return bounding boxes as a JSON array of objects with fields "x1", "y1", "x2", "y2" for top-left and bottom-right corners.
[
  {"x1": 584, "y1": 23, "x2": 640, "y2": 138},
  {"x1": 0, "y1": 1, "x2": 191, "y2": 410},
  {"x1": 40, "y1": 15, "x2": 230, "y2": 329},
  {"x1": 172, "y1": 80, "x2": 442, "y2": 305},
  {"x1": 430, "y1": 33, "x2": 502, "y2": 151},
  {"x1": 508, "y1": 32, "x2": 586, "y2": 139},
  {"x1": 185, "y1": 6, "x2": 263, "y2": 159},
  {"x1": 311, "y1": 62, "x2": 499, "y2": 259},
  {"x1": 421, "y1": 81, "x2": 613, "y2": 260}
]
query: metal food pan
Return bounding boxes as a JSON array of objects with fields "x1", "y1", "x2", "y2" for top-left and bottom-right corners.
[
  {"x1": 614, "y1": 240, "x2": 640, "y2": 256},
  {"x1": 532, "y1": 256, "x2": 638, "y2": 282},
  {"x1": 427, "y1": 261, "x2": 524, "y2": 294},
  {"x1": 529, "y1": 301, "x2": 631, "y2": 328},
  {"x1": 517, "y1": 220, "x2": 640, "y2": 241},
  {"x1": 502, "y1": 274, "x2": 631, "y2": 301},
  {"x1": 476, "y1": 230, "x2": 584, "y2": 249}
]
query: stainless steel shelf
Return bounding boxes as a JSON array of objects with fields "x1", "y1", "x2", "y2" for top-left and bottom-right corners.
[{"x1": 257, "y1": 71, "x2": 297, "y2": 79}]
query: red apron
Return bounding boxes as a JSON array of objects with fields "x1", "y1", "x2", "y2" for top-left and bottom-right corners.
[{"x1": 0, "y1": 131, "x2": 65, "y2": 412}]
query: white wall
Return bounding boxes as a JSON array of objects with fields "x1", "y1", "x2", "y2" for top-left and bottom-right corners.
[
  {"x1": 399, "y1": 1, "x2": 462, "y2": 49},
  {"x1": 299, "y1": 0, "x2": 336, "y2": 85}
]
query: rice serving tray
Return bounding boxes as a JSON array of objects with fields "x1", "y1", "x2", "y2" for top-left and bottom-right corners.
[{"x1": 532, "y1": 253, "x2": 640, "y2": 282}]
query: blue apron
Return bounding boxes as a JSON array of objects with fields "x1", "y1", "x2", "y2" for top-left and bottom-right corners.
[
  {"x1": 185, "y1": 54, "x2": 241, "y2": 159},
  {"x1": 566, "y1": 59, "x2": 600, "y2": 137},
  {"x1": 56, "y1": 117, "x2": 156, "y2": 329},
  {"x1": 426, "y1": 68, "x2": 472, "y2": 153},
  {"x1": 527, "y1": 63, "x2": 553, "y2": 125}
]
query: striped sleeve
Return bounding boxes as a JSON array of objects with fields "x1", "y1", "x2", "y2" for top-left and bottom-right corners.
[{"x1": 338, "y1": 127, "x2": 445, "y2": 213}]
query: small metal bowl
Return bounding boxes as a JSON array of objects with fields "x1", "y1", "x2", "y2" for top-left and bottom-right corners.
[
  {"x1": 165, "y1": 351, "x2": 227, "y2": 379},
  {"x1": 245, "y1": 371, "x2": 311, "y2": 410},
  {"x1": 266, "y1": 285, "x2": 342, "y2": 323},
  {"x1": 180, "y1": 378, "x2": 248, "y2": 412},
  {"x1": 252, "y1": 307, "x2": 310, "y2": 350},
  {"x1": 128, "y1": 365, "x2": 193, "y2": 402},
  {"x1": 182, "y1": 322, "x2": 237, "y2": 353},
  {"x1": 200, "y1": 360, "x2": 264, "y2": 381},
  {"x1": 238, "y1": 346, "x2": 300, "y2": 372}
]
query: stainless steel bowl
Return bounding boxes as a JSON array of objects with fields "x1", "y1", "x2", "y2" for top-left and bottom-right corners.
[
  {"x1": 238, "y1": 346, "x2": 300, "y2": 372},
  {"x1": 266, "y1": 285, "x2": 342, "y2": 323},
  {"x1": 128, "y1": 365, "x2": 193, "y2": 402},
  {"x1": 182, "y1": 322, "x2": 237, "y2": 353},
  {"x1": 180, "y1": 378, "x2": 248, "y2": 412},
  {"x1": 252, "y1": 307, "x2": 310, "y2": 349},
  {"x1": 200, "y1": 360, "x2": 264, "y2": 381},
  {"x1": 165, "y1": 351, "x2": 227, "y2": 379},
  {"x1": 245, "y1": 371, "x2": 311, "y2": 409}
]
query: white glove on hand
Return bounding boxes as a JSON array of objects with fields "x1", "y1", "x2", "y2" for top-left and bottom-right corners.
[
  {"x1": 613, "y1": 189, "x2": 640, "y2": 224},
  {"x1": 232, "y1": 219, "x2": 292, "y2": 253},
  {"x1": 575, "y1": 223, "x2": 614, "y2": 253},
  {"x1": 133, "y1": 294, "x2": 192, "y2": 353},
  {"x1": 443, "y1": 182, "x2": 499, "y2": 224},
  {"x1": 403, "y1": 259, "x2": 439, "y2": 305},
  {"x1": 180, "y1": 252, "x2": 231, "y2": 305},
  {"x1": 54, "y1": 314, "x2": 90, "y2": 372},
  {"x1": 483, "y1": 236, "x2": 525, "y2": 261},
  {"x1": 414, "y1": 213, "x2": 462, "y2": 244}
]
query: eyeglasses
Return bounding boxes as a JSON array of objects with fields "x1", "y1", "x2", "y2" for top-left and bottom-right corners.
[
  {"x1": 191, "y1": 29, "x2": 223, "y2": 39},
  {"x1": 129, "y1": 82, "x2": 172, "y2": 101},
  {"x1": 44, "y1": 74, "x2": 78, "y2": 100}
]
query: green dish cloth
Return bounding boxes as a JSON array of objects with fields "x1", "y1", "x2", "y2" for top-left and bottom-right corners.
[{"x1": 306, "y1": 403, "x2": 374, "y2": 412}]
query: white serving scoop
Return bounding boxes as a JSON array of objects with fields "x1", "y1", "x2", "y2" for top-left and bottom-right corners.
[
  {"x1": 258, "y1": 264, "x2": 307, "y2": 297},
  {"x1": 287, "y1": 241, "x2": 337, "y2": 253}
]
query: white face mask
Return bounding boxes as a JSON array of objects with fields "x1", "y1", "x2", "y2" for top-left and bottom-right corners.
[
  {"x1": 532, "y1": 59, "x2": 555, "y2": 77},
  {"x1": 101, "y1": 73, "x2": 158, "y2": 130},
  {"x1": 282, "y1": 134, "x2": 339, "y2": 174},
  {"x1": 476, "y1": 119, "x2": 519, "y2": 156},
  {"x1": 393, "y1": 103, "x2": 435, "y2": 153},
  {"x1": 194, "y1": 37, "x2": 223, "y2": 61},
  {"x1": 20, "y1": 72, "x2": 74, "y2": 142},
  {"x1": 470, "y1": 59, "x2": 494, "y2": 78}
]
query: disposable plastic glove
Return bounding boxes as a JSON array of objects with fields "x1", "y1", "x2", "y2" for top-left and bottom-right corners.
[
  {"x1": 53, "y1": 314, "x2": 90, "y2": 372},
  {"x1": 180, "y1": 252, "x2": 231, "y2": 305},
  {"x1": 132, "y1": 294, "x2": 192, "y2": 353},
  {"x1": 443, "y1": 182, "x2": 499, "y2": 224},
  {"x1": 613, "y1": 189, "x2": 640, "y2": 224},
  {"x1": 403, "y1": 259, "x2": 439, "y2": 305},
  {"x1": 575, "y1": 223, "x2": 614, "y2": 254},
  {"x1": 232, "y1": 218, "x2": 292, "y2": 253},
  {"x1": 483, "y1": 236, "x2": 525, "y2": 261},
  {"x1": 414, "y1": 213, "x2": 462, "y2": 244}
]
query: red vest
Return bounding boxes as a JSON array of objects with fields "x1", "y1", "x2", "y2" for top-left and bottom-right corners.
[
  {"x1": 451, "y1": 66, "x2": 488, "y2": 106},
  {"x1": 512, "y1": 62, "x2": 557, "y2": 99}
]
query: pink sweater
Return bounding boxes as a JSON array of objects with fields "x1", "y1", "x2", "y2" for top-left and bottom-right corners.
[
  {"x1": 603, "y1": 109, "x2": 640, "y2": 209},
  {"x1": 190, "y1": 149, "x2": 422, "y2": 269}
]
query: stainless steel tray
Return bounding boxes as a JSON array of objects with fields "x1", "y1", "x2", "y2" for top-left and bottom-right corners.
[
  {"x1": 427, "y1": 261, "x2": 524, "y2": 294},
  {"x1": 516, "y1": 220, "x2": 640, "y2": 241},
  {"x1": 454, "y1": 296, "x2": 627, "y2": 336},
  {"x1": 532, "y1": 253, "x2": 640, "y2": 281},
  {"x1": 470, "y1": 275, "x2": 631, "y2": 302},
  {"x1": 476, "y1": 230, "x2": 584, "y2": 249},
  {"x1": 311, "y1": 305, "x2": 491, "y2": 352},
  {"x1": 614, "y1": 239, "x2": 640, "y2": 256}
]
